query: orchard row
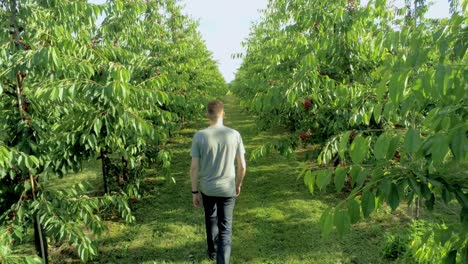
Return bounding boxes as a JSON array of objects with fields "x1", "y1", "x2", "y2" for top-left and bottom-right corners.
[
  {"x1": 232, "y1": 0, "x2": 467, "y2": 263},
  {"x1": 0, "y1": 0, "x2": 226, "y2": 263}
]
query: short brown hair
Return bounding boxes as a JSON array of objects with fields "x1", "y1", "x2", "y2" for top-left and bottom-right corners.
[{"x1": 207, "y1": 100, "x2": 224, "y2": 120}]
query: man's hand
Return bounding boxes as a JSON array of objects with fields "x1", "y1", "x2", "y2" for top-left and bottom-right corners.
[
  {"x1": 235, "y1": 153, "x2": 246, "y2": 197},
  {"x1": 190, "y1": 158, "x2": 200, "y2": 208},
  {"x1": 236, "y1": 185, "x2": 241, "y2": 197},
  {"x1": 192, "y1": 193, "x2": 200, "y2": 208}
]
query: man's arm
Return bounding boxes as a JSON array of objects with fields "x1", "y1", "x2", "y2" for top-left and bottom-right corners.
[
  {"x1": 190, "y1": 157, "x2": 200, "y2": 208},
  {"x1": 235, "y1": 153, "x2": 246, "y2": 196}
]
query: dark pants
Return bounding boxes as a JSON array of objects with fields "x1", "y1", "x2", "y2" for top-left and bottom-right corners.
[{"x1": 201, "y1": 193, "x2": 236, "y2": 264}]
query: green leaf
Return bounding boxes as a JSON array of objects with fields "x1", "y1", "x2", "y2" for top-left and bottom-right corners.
[
  {"x1": 24, "y1": 155, "x2": 31, "y2": 169},
  {"x1": 373, "y1": 103, "x2": 382, "y2": 123},
  {"x1": 434, "y1": 65, "x2": 446, "y2": 98},
  {"x1": 29, "y1": 156, "x2": 40, "y2": 167},
  {"x1": 319, "y1": 209, "x2": 334, "y2": 239},
  {"x1": 315, "y1": 169, "x2": 332, "y2": 191},
  {"x1": 431, "y1": 133, "x2": 449, "y2": 163},
  {"x1": 454, "y1": 189, "x2": 468, "y2": 208},
  {"x1": 355, "y1": 169, "x2": 368, "y2": 189},
  {"x1": 444, "y1": 250, "x2": 457, "y2": 264},
  {"x1": 420, "y1": 183, "x2": 433, "y2": 200},
  {"x1": 334, "y1": 209, "x2": 351, "y2": 237},
  {"x1": 404, "y1": 128, "x2": 422, "y2": 154},
  {"x1": 349, "y1": 166, "x2": 362, "y2": 187},
  {"x1": 17, "y1": 154, "x2": 24, "y2": 167},
  {"x1": 334, "y1": 165, "x2": 347, "y2": 192},
  {"x1": 349, "y1": 134, "x2": 369, "y2": 164},
  {"x1": 374, "y1": 133, "x2": 390, "y2": 160},
  {"x1": 319, "y1": 147, "x2": 333, "y2": 165},
  {"x1": 442, "y1": 187, "x2": 451, "y2": 205},
  {"x1": 388, "y1": 183, "x2": 400, "y2": 211},
  {"x1": 361, "y1": 190, "x2": 375, "y2": 218},
  {"x1": 93, "y1": 118, "x2": 102, "y2": 135},
  {"x1": 50, "y1": 47, "x2": 59, "y2": 68},
  {"x1": 408, "y1": 177, "x2": 421, "y2": 195},
  {"x1": 449, "y1": 127, "x2": 467, "y2": 161},
  {"x1": 425, "y1": 193, "x2": 435, "y2": 211},
  {"x1": 463, "y1": 245, "x2": 468, "y2": 264},
  {"x1": 376, "y1": 80, "x2": 387, "y2": 101},
  {"x1": 389, "y1": 75, "x2": 403, "y2": 104},
  {"x1": 386, "y1": 135, "x2": 400, "y2": 160},
  {"x1": 438, "y1": 226, "x2": 453, "y2": 246},
  {"x1": 347, "y1": 199, "x2": 361, "y2": 224},
  {"x1": 339, "y1": 131, "x2": 351, "y2": 160},
  {"x1": 304, "y1": 170, "x2": 315, "y2": 194}
]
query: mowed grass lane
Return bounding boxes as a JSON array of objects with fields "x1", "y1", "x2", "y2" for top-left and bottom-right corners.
[{"x1": 57, "y1": 96, "x2": 407, "y2": 263}]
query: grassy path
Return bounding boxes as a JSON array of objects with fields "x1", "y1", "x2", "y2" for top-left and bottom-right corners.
[{"x1": 92, "y1": 96, "x2": 397, "y2": 264}]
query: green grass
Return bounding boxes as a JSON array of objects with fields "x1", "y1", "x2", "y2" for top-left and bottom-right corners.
[{"x1": 43, "y1": 96, "x2": 458, "y2": 263}]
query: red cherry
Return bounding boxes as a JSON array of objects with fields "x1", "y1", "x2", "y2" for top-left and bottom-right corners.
[
  {"x1": 300, "y1": 134, "x2": 310, "y2": 140},
  {"x1": 9, "y1": 212, "x2": 16, "y2": 217},
  {"x1": 304, "y1": 98, "x2": 312, "y2": 110},
  {"x1": 394, "y1": 152, "x2": 401, "y2": 160}
]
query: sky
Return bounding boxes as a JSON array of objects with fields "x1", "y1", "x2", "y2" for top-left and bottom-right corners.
[
  {"x1": 89, "y1": 0, "x2": 450, "y2": 82},
  {"x1": 183, "y1": 0, "x2": 450, "y2": 82},
  {"x1": 181, "y1": 0, "x2": 268, "y2": 82}
]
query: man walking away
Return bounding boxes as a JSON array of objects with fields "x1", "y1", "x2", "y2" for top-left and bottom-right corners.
[{"x1": 190, "y1": 100, "x2": 246, "y2": 264}]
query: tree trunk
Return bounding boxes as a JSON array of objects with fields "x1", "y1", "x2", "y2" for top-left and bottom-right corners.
[
  {"x1": 31, "y1": 175, "x2": 48, "y2": 263},
  {"x1": 122, "y1": 156, "x2": 128, "y2": 182},
  {"x1": 101, "y1": 149, "x2": 109, "y2": 193},
  {"x1": 33, "y1": 216, "x2": 49, "y2": 263},
  {"x1": 10, "y1": 1, "x2": 49, "y2": 260}
]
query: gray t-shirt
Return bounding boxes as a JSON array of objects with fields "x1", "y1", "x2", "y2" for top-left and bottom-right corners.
[{"x1": 190, "y1": 125, "x2": 245, "y2": 197}]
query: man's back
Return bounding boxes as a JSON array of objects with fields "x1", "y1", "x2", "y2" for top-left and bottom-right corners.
[
  {"x1": 190, "y1": 100, "x2": 246, "y2": 264},
  {"x1": 191, "y1": 125, "x2": 244, "y2": 197}
]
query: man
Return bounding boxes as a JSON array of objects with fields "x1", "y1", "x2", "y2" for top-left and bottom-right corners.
[{"x1": 190, "y1": 100, "x2": 246, "y2": 264}]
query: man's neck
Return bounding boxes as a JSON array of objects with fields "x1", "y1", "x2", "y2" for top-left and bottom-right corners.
[{"x1": 209, "y1": 119, "x2": 223, "y2": 127}]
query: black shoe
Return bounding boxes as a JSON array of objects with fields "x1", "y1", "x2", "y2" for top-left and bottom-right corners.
[{"x1": 208, "y1": 251, "x2": 216, "y2": 260}]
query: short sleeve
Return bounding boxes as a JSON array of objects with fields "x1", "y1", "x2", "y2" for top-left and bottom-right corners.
[
  {"x1": 190, "y1": 133, "x2": 200, "y2": 158},
  {"x1": 236, "y1": 133, "x2": 246, "y2": 156}
]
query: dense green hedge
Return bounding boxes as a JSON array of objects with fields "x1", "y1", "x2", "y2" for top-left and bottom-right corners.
[
  {"x1": 232, "y1": 0, "x2": 467, "y2": 263},
  {"x1": 0, "y1": 0, "x2": 226, "y2": 262}
]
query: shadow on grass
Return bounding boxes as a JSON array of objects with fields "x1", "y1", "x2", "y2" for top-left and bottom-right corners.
[{"x1": 95, "y1": 233, "x2": 207, "y2": 263}]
